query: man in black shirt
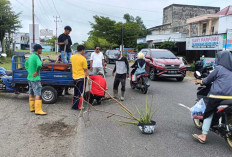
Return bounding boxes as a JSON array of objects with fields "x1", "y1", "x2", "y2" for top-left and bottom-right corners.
[
  {"x1": 112, "y1": 53, "x2": 129, "y2": 101},
  {"x1": 58, "y1": 26, "x2": 73, "y2": 63}
]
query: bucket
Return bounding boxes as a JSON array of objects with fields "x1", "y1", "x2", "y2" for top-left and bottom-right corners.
[{"x1": 138, "y1": 120, "x2": 156, "y2": 134}]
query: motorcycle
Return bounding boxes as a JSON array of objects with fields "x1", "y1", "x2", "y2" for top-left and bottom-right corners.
[
  {"x1": 130, "y1": 68, "x2": 150, "y2": 94},
  {"x1": 193, "y1": 69, "x2": 232, "y2": 151}
]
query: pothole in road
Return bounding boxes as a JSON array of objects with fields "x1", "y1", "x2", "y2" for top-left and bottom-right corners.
[{"x1": 38, "y1": 121, "x2": 76, "y2": 137}]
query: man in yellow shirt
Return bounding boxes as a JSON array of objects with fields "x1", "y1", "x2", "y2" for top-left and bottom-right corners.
[{"x1": 71, "y1": 45, "x2": 89, "y2": 110}]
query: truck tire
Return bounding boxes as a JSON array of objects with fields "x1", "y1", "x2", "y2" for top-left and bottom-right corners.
[{"x1": 41, "y1": 86, "x2": 57, "y2": 104}]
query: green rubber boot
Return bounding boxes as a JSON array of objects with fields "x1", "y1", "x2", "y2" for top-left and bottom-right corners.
[{"x1": 113, "y1": 89, "x2": 118, "y2": 99}]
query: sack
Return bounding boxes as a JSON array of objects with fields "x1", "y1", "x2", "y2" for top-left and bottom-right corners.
[{"x1": 191, "y1": 98, "x2": 206, "y2": 119}]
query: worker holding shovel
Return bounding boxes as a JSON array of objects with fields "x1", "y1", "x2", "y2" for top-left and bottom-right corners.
[{"x1": 58, "y1": 26, "x2": 73, "y2": 63}]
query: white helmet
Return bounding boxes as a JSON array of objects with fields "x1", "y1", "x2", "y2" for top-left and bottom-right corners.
[{"x1": 137, "y1": 52, "x2": 144, "y2": 59}]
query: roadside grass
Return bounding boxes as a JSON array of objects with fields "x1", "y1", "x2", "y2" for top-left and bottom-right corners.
[{"x1": 0, "y1": 57, "x2": 12, "y2": 70}]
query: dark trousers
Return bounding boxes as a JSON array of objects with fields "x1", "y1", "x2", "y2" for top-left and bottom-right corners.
[
  {"x1": 203, "y1": 97, "x2": 224, "y2": 119},
  {"x1": 84, "y1": 91, "x2": 103, "y2": 104},
  {"x1": 113, "y1": 77, "x2": 126, "y2": 91},
  {"x1": 72, "y1": 79, "x2": 85, "y2": 110}
]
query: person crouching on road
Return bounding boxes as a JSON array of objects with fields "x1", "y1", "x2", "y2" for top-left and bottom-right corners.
[
  {"x1": 131, "y1": 52, "x2": 146, "y2": 83},
  {"x1": 84, "y1": 71, "x2": 107, "y2": 105},
  {"x1": 112, "y1": 53, "x2": 129, "y2": 101},
  {"x1": 25, "y1": 44, "x2": 47, "y2": 115},
  {"x1": 90, "y1": 46, "x2": 105, "y2": 75},
  {"x1": 71, "y1": 45, "x2": 89, "y2": 110}
]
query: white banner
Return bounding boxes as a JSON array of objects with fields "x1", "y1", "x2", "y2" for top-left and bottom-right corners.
[
  {"x1": 40, "y1": 29, "x2": 53, "y2": 36},
  {"x1": 186, "y1": 34, "x2": 223, "y2": 50}
]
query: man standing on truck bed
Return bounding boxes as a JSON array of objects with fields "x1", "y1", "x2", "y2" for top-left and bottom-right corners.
[
  {"x1": 25, "y1": 44, "x2": 47, "y2": 115},
  {"x1": 58, "y1": 26, "x2": 73, "y2": 63},
  {"x1": 71, "y1": 45, "x2": 89, "y2": 110}
]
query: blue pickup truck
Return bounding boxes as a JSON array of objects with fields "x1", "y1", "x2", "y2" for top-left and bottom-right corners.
[{"x1": 0, "y1": 55, "x2": 74, "y2": 104}]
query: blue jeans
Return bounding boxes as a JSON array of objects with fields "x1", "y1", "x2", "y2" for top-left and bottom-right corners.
[
  {"x1": 61, "y1": 51, "x2": 72, "y2": 63},
  {"x1": 28, "y1": 81, "x2": 42, "y2": 96},
  {"x1": 202, "y1": 113, "x2": 214, "y2": 134}
]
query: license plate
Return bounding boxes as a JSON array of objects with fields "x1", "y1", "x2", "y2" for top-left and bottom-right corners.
[{"x1": 168, "y1": 71, "x2": 177, "y2": 74}]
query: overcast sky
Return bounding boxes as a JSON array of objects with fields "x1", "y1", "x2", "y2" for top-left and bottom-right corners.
[{"x1": 10, "y1": 0, "x2": 231, "y2": 44}]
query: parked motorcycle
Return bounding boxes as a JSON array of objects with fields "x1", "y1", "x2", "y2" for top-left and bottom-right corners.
[
  {"x1": 130, "y1": 68, "x2": 150, "y2": 94},
  {"x1": 193, "y1": 69, "x2": 232, "y2": 151}
]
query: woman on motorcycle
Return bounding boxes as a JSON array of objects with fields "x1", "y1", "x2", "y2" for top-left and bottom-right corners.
[
  {"x1": 131, "y1": 52, "x2": 146, "y2": 82},
  {"x1": 193, "y1": 50, "x2": 232, "y2": 143}
]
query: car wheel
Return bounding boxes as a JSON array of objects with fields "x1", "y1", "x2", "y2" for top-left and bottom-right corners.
[
  {"x1": 107, "y1": 58, "x2": 110, "y2": 64},
  {"x1": 41, "y1": 86, "x2": 57, "y2": 104},
  {"x1": 149, "y1": 68, "x2": 157, "y2": 81},
  {"x1": 176, "y1": 77, "x2": 184, "y2": 82}
]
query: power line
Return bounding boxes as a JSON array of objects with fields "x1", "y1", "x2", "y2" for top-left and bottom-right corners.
[
  {"x1": 75, "y1": 0, "x2": 162, "y2": 13},
  {"x1": 37, "y1": 0, "x2": 54, "y2": 24},
  {"x1": 51, "y1": 0, "x2": 62, "y2": 21}
]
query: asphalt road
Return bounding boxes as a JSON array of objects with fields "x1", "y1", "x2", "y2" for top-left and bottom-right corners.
[{"x1": 0, "y1": 64, "x2": 231, "y2": 157}]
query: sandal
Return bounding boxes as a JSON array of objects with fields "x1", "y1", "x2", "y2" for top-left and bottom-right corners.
[{"x1": 192, "y1": 134, "x2": 206, "y2": 144}]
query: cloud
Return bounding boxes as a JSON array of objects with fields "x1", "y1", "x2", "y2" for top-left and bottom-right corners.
[{"x1": 10, "y1": 0, "x2": 230, "y2": 44}]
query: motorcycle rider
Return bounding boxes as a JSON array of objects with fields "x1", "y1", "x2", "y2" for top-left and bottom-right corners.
[
  {"x1": 193, "y1": 51, "x2": 232, "y2": 143},
  {"x1": 131, "y1": 52, "x2": 146, "y2": 83}
]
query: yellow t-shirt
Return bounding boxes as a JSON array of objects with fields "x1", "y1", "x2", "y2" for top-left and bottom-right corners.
[{"x1": 70, "y1": 54, "x2": 87, "y2": 79}]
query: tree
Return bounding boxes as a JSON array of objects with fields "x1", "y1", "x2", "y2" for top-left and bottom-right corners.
[
  {"x1": 88, "y1": 14, "x2": 148, "y2": 49},
  {"x1": 123, "y1": 13, "x2": 135, "y2": 23},
  {"x1": 136, "y1": 43, "x2": 148, "y2": 51},
  {"x1": 72, "y1": 42, "x2": 79, "y2": 50},
  {"x1": 0, "y1": 0, "x2": 21, "y2": 56},
  {"x1": 160, "y1": 39, "x2": 176, "y2": 52},
  {"x1": 46, "y1": 36, "x2": 56, "y2": 48},
  {"x1": 90, "y1": 16, "x2": 116, "y2": 44}
]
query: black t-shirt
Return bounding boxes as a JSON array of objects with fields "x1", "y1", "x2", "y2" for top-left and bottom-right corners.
[{"x1": 58, "y1": 33, "x2": 72, "y2": 52}]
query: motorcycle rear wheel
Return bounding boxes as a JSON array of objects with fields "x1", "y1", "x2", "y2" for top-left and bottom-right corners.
[
  {"x1": 130, "y1": 81, "x2": 135, "y2": 89},
  {"x1": 225, "y1": 117, "x2": 232, "y2": 151},
  {"x1": 193, "y1": 119, "x2": 202, "y2": 130}
]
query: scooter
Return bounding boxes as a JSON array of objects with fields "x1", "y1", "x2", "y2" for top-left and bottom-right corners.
[
  {"x1": 193, "y1": 70, "x2": 232, "y2": 151},
  {"x1": 130, "y1": 68, "x2": 150, "y2": 94}
]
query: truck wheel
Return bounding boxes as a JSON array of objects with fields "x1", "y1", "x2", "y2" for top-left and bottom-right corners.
[{"x1": 41, "y1": 86, "x2": 57, "y2": 104}]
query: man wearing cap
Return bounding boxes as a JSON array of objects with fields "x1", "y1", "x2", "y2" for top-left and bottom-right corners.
[
  {"x1": 84, "y1": 71, "x2": 107, "y2": 105},
  {"x1": 25, "y1": 44, "x2": 47, "y2": 115},
  {"x1": 58, "y1": 26, "x2": 73, "y2": 63}
]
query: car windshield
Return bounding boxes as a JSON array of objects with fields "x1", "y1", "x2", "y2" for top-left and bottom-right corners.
[
  {"x1": 108, "y1": 50, "x2": 120, "y2": 55},
  {"x1": 151, "y1": 50, "x2": 177, "y2": 59},
  {"x1": 84, "y1": 51, "x2": 93, "y2": 57}
]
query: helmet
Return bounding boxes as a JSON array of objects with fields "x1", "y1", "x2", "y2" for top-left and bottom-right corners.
[
  {"x1": 64, "y1": 26, "x2": 72, "y2": 31},
  {"x1": 137, "y1": 52, "x2": 144, "y2": 59}
]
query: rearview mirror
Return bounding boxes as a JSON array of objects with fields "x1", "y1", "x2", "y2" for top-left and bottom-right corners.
[
  {"x1": 194, "y1": 71, "x2": 201, "y2": 79},
  {"x1": 145, "y1": 56, "x2": 151, "y2": 60}
]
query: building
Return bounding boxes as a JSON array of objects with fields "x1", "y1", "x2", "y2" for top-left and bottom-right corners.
[
  {"x1": 137, "y1": 4, "x2": 220, "y2": 57},
  {"x1": 13, "y1": 32, "x2": 30, "y2": 50},
  {"x1": 186, "y1": 5, "x2": 232, "y2": 61}
]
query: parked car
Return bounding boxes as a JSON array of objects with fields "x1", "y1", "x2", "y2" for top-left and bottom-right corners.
[
  {"x1": 84, "y1": 50, "x2": 94, "y2": 69},
  {"x1": 141, "y1": 49, "x2": 186, "y2": 81},
  {"x1": 105, "y1": 50, "x2": 120, "y2": 64}
]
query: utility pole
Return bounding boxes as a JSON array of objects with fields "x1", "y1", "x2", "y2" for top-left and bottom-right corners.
[
  {"x1": 32, "y1": 0, "x2": 35, "y2": 43},
  {"x1": 54, "y1": 16, "x2": 61, "y2": 53}
]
